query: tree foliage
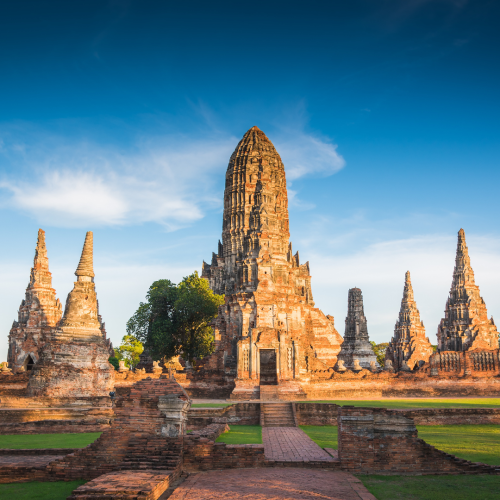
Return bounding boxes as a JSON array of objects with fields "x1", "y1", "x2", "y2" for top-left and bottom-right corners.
[
  {"x1": 370, "y1": 341, "x2": 389, "y2": 366},
  {"x1": 114, "y1": 334, "x2": 144, "y2": 368},
  {"x1": 126, "y1": 271, "x2": 225, "y2": 365}
]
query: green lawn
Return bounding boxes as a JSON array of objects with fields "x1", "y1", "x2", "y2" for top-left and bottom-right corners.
[
  {"x1": 417, "y1": 425, "x2": 500, "y2": 465},
  {"x1": 299, "y1": 398, "x2": 500, "y2": 408},
  {"x1": 0, "y1": 432, "x2": 101, "y2": 449},
  {"x1": 215, "y1": 425, "x2": 262, "y2": 444},
  {"x1": 0, "y1": 480, "x2": 86, "y2": 500},
  {"x1": 190, "y1": 403, "x2": 232, "y2": 408},
  {"x1": 300, "y1": 425, "x2": 338, "y2": 449},
  {"x1": 360, "y1": 475, "x2": 500, "y2": 500}
]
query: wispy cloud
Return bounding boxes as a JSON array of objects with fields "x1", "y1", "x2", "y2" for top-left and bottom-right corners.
[{"x1": 0, "y1": 125, "x2": 345, "y2": 227}]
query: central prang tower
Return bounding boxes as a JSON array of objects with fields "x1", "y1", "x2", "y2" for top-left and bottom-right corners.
[{"x1": 202, "y1": 126, "x2": 343, "y2": 399}]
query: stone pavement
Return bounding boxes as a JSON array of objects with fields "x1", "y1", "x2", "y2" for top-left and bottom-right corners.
[
  {"x1": 167, "y1": 469, "x2": 376, "y2": 500},
  {"x1": 262, "y1": 427, "x2": 334, "y2": 462}
]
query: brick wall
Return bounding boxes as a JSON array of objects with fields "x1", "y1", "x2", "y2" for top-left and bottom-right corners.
[
  {"x1": 187, "y1": 403, "x2": 260, "y2": 430},
  {"x1": 337, "y1": 406, "x2": 500, "y2": 474},
  {"x1": 0, "y1": 419, "x2": 111, "y2": 435}
]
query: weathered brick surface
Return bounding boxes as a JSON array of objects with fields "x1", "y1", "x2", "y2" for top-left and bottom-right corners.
[
  {"x1": 437, "y1": 229, "x2": 499, "y2": 352},
  {"x1": 338, "y1": 406, "x2": 500, "y2": 474},
  {"x1": 68, "y1": 469, "x2": 178, "y2": 500},
  {"x1": 386, "y1": 272, "x2": 434, "y2": 371},
  {"x1": 187, "y1": 402, "x2": 260, "y2": 429},
  {"x1": 199, "y1": 127, "x2": 343, "y2": 399},
  {"x1": 26, "y1": 232, "x2": 114, "y2": 399}
]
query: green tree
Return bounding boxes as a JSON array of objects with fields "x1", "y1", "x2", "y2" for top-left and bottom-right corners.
[
  {"x1": 108, "y1": 356, "x2": 120, "y2": 371},
  {"x1": 127, "y1": 271, "x2": 225, "y2": 365},
  {"x1": 114, "y1": 335, "x2": 144, "y2": 368},
  {"x1": 370, "y1": 341, "x2": 389, "y2": 366}
]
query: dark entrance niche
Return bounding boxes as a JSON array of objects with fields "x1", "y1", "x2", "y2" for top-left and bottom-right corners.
[
  {"x1": 259, "y1": 349, "x2": 277, "y2": 385},
  {"x1": 25, "y1": 355, "x2": 35, "y2": 371}
]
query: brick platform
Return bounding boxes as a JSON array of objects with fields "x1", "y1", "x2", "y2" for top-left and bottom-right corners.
[
  {"x1": 168, "y1": 468, "x2": 376, "y2": 500},
  {"x1": 68, "y1": 469, "x2": 176, "y2": 499},
  {"x1": 262, "y1": 427, "x2": 333, "y2": 462}
]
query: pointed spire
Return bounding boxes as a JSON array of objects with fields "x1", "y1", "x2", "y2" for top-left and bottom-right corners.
[
  {"x1": 452, "y1": 228, "x2": 475, "y2": 288},
  {"x1": 75, "y1": 232, "x2": 95, "y2": 278},
  {"x1": 33, "y1": 229, "x2": 48, "y2": 269}
]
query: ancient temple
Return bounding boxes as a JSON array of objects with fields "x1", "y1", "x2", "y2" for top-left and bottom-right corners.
[
  {"x1": 437, "y1": 229, "x2": 499, "y2": 352},
  {"x1": 7, "y1": 229, "x2": 63, "y2": 372},
  {"x1": 27, "y1": 232, "x2": 115, "y2": 398},
  {"x1": 336, "y1": 288, "x2": 378, "y2": 369},
  {"x1": 386, "y1": 271, "x2": 433, "y2": 371},
  {"x1": 201, "y1": 126, "x2": 343, "y2": 399}
]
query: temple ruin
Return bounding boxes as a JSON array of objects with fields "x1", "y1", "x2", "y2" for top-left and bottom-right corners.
[
  {"x1": 336, "y1": 287, "x2": 378, "y2": 370},
  {"x1": 201, "y1": 126, "x2": 343, "y2": 399},
  {"x1": 26, "y1": 232, "x2": 115, "y2": 398},
  {"x1": 7, "y1": 229, "x2": 63, "y2": 373},
  {"x1": 437, "y1": 229, "x2": 499, "y2": 352},
  {"x1": 386, "y1": 271, "x2": 433, "y2": 371}
]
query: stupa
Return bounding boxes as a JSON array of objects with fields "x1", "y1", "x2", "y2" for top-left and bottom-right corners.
[
  {"x1": 437, "y1": 229, "x2": 499, "y2": 352},
  {"x1": 7, "y1": 229, "x2": 63, "y2": 372},
  {"x1": 201, "y1": 126, "x2": 343, "y2": 399},
  {"x1": 26, "y1": 232, "x2": 115, "y2": 398},
  {"x1": 386, "y1": 271, "x2": 433, "y2": 371},
  {"x1": 336, "y1": 288, "x2": 378, "y2": 369}
]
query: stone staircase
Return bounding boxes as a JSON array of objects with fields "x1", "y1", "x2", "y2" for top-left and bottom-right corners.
[{"x1": 261, "y1": 403, "x2": 296, "y2": 427}]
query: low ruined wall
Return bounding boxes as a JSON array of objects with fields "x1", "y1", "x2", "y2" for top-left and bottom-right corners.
[
  {"x1": 187, "y1": 403, "x2": 260, "y2": 430},
  {"x1": 301, "y1": 371, "x2": 500, "y2": 399},
  {"x1": 295, "y1": 403, "x2": 500, "y2": 426},
  {"x1": 0, "y1": 419, "x2": 111, "y2": 435},
  {"x1": 338, "y1": 406, "x2": 500, "y2": 474}
]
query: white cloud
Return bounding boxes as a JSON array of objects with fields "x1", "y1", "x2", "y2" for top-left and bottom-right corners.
[
  {"x1": 0, "y1": 127, "x2": 344, "y2": 228},
  {"x1": 276, "y1": 132, "x2": 345, "y2": 181}
]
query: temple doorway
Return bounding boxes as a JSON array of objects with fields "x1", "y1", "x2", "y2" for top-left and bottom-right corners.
[
  {"x1": 25, "y1": 355, "x2": 35, "y2": 371},
  {"x1": 259, "y1": 349, "x2": 277, "y2": 385}
]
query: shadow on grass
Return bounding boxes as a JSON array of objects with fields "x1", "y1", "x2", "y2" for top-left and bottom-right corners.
[{"x1": 0, "y1": 480, "x2": 86, "y2": 500}]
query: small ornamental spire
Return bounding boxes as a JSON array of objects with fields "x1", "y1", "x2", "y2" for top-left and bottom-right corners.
[
  {"x1": 33, "y1": 229, "x2": 48, "y2": 269},
  {"x1": 75, "y1": 232, "x2": 95, "y2": 278}
]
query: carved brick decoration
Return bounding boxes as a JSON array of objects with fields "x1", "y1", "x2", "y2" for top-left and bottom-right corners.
[
  {"x1": 201, "y1": 127, "x2": 343, "y2": 398},
  {"x1": 386, "y1": 272, "x2": 433, "y2": 371},
  {"x1": 26, "y1": 232, "x2": 115, "y2": 398},
  {"x1": 7, "y1": 229, "x2": 63, "y2": 373},
  {"x1": 437, "y1": 229, "x2": 499, "y2": 352},
  {"x1": 336, "y1": 288, "x2": 378, "y2": 369}
]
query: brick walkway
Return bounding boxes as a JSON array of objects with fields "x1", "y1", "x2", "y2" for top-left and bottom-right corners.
[
  {"x1": 168, "y1": 469, "x2": 376, "y2": 500},
  {"x1": 262, "y1": 427, "x2": 333, "y2": 462}
]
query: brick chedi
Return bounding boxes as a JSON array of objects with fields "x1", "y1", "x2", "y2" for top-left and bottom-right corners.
[
  {"x1": 336, "y1": 288, "x2": 378, "y2": 369},
  {"x1": 201, "y1": 126, "x2": 343, "y2": 399},
  {"x1": 437, "y1": 229, "x2": 499, "y2": 352},
  {"x1": 386, "y1": 271, "x2": 433, "y2": 371},
  {"x1": 7, "y1": 229, "x2": 63, "y2": 373},
  {"x1": 26, "y1": 232, "x2": 115, "y2": 398}
]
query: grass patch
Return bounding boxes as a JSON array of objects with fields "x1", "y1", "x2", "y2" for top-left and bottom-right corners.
[
  {"x1": 190, "y1": 403, "x2": 232, "y2": 408},
  {"x1": 215, "y1": 425, "x2": 262, "y2": 444},
  {"x1": 300, "y1": 425, "x2": 338, "y2": 449},
  {"x1": 417, "y1": 425, "x2": 500, "y2": 465},
  {"x1": 299, "y1": 399, "x2": 500, "y2": 409},
  {"x1": 0, "y1": 432, "x2": 101, "y2": 449},
  {"x1": 0, "y1": 480, "x2": 86, "y2": 500},
  {"x1": 359, "y1": 475, "x2": 500, "y2": 500}
]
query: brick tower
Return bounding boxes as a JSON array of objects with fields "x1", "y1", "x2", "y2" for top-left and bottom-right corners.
[
  {"x1": 201, "y1": 126, "x2": 343, "y2": 399},
  {"x1": 336, "y1": 288, "x2": 378, "y2": 369},
  {"x1": 27, "y1": 232, "x2": 115, "y2": 398},
  {"x1": 437, "y1": 229, "x2": 499, "y2": 352},
  {"x1": 386, "y1": 271, "x2": 433, "y2": 371},
  {"x1": 7, "y1": 229, "x2": 63, "y2": 372}
]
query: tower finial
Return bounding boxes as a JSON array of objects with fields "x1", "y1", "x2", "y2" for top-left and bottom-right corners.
[
  {"x1": 75, "y1": 232, "x2": 95, "y2": 278},
  {"x1": 405, "y1": 270, "x2": 411, "y2": 283}
]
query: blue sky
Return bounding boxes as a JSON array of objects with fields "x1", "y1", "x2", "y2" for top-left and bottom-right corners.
[{"x1": 1, "y1": 0, "x2": 499, "y2": 360}]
